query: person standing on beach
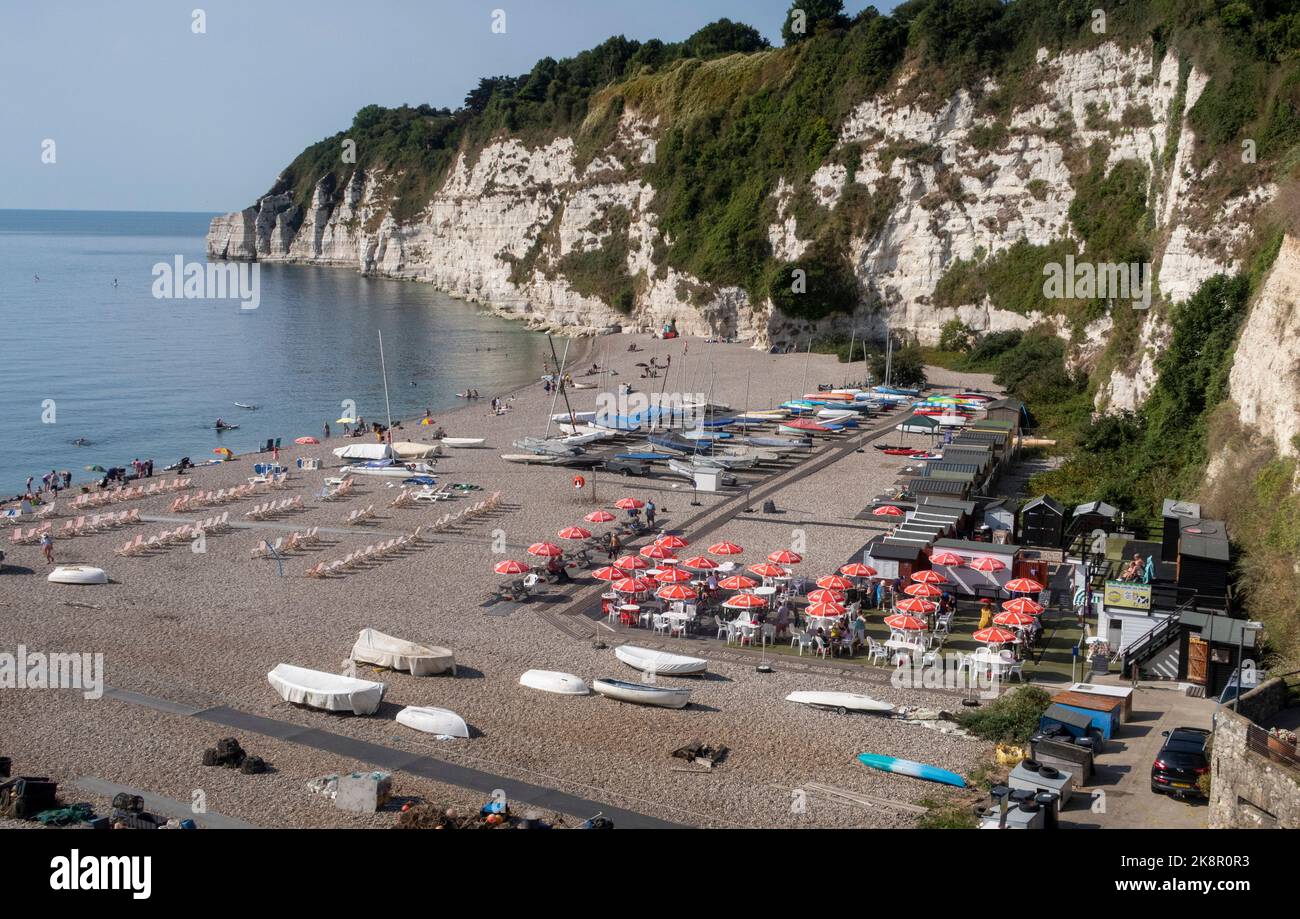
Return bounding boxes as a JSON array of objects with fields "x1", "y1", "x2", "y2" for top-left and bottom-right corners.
[
  {"x1": 25, "y1": 476, "x2": 33, "y2": 494},
  {"x1": 605, "y1": 530, "x2": 620, "y2": 562},
  {"x1": 324, "y1": 422, "x2": 330, "y2": 439},
  {"x1": 645, "y1": 499, "x2": 656, "y2": 529},
  {"x1": 40, "y1": 532, "x2": 54, "y2": 565}
]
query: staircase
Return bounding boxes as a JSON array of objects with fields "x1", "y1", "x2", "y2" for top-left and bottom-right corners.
[{"x1": 1121, "y1": 611, "x2": 1182, "y2": 673}]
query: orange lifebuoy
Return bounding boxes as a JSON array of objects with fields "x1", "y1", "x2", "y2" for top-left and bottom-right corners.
[{"x1": 573, "y1": 475, "x2": 585, "y2": 489}]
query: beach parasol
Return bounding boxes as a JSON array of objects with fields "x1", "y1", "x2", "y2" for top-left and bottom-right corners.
[
  {"x1": 212, "y1": 447, "x2": 232, "y2": 457},
  {"x1": 639, "y1": 543, "x2": 676, "y2": 560},
  {"x1": 527, "y1": 542, "x2": 563, "y2": 558},
  {"x1": 592, "y1": 566, "x2": 624, "y2": 582},
  {"x1": 767, "y1": 549, "x2": 803, "y2": 564},
  {"x1": 683, "y1": 555, "x2": 719, "y2": 570},
  {"x1": 816, "y1": 574, "x2": 854, "y2": 591},
  {"x1": 613, "y1": 576, "x2": 655, "y2": 593},
  {"x1": 903, "y1": 582, "x2": 942, "y2": 598},
  {"x1": 895, "y1": 598, "x2": 936, "y2": 615},
  {"x1": 655, "y1": 567, "x2": 692, "y2": 584},
  {"x1": 910, "y1": 570, "x2": 946, "y2": 585},
  {"x1": 655, "y1": 534, "x2": 689, "y2": 549},
  {"x1": 294, "y1": 436, "x2": 320, "y2": 445},
  {"x1": 707, "y1": 541, "x2": 744, "y2": 556},
  {"x1": 994, "y1": 610, "x2": 1036, "y2": 628},
  {"x1": 717, "y1": 574, "x2": 758, "y2": 590},
  {"x1": 973, "y1": 626, "x2": 1017, "y2": 645},
  {"x1": 335, "y1": 417, "x2": 355, "y2": 424},
  {"x1": 584, "y1": 509, "x2": 617, "y2": 524},
  {"x1": 747, "y1": 562, "x2": 787, "y2": 578},
  {"x1": 806, "y1": 601, "x2": 846, "y2": 618},
  {"x1": 806, "y1": 588, "x2": 846, "y2": 604},
  {"x1": 1001, "y1": 597, "x2": 1044, "y2": 616},
  {"x1": 1004, "y1": 577, "x2": 1044, "y2": 594},
  {"x1": 884, "y1": 613, "x2": 927, "y2": 631},
  {"x1": 656, "y1": 584, "x2": 698, "y2": 602},
  {"x1": 557, "y1": 526, "x2": 592, "y2": 541},
  {"x1": 614, "y1": 554, "x2": 649, "y2": 570},
  {"x1": 969, "y1": 556, "x2": 1006, "y2": 573},
  {"x1": 493, "y1": 559, "x2": 530, "y2": 575},
  {"x1": 840, "y1": 563, "x2": 877, "y2": 578},
  {"x1": 872, "y1": 505, "x2": 904, "y2": 517},
  {"x1": 723, "y1": 593, "x2": 768, "y2": 610},
  {"x1": 929, "y1": 551, "x2": 965, "y2": 567},
  {"x1": 613, "y1": 497, "x2": 645, "y2": 510}
]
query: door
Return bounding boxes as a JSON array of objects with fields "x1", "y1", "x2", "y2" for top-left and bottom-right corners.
[{"x1": 1187, "y1": 635, "x2": 1208, "y2": 685}]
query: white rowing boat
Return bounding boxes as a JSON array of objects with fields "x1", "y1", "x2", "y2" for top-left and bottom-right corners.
[
  {"x1": 46, "y1": 565, "x2": 108, "y2": 585},
  {"x1": 614, "y1": 644, "x2": 708, "y2": 676},
  {"x1": 441, "y1": 437, "x2": 485, "y2": 448},
  {"x1": 500, "y1": 453, "x2": 559, "y2": 465},
  {"x1": 785, "y1": 691, "x2": 895, "y2": 715},
  {"x1": 350, "y1": 629, "x2": 456, "y2": 676},
  {"x1": 395, "y1": 705, "x2": 469, "y2": 738},
  {"x1": 519, "y1": 670, "x2": 589, "y2": 695},
  {"x1": 267, "y1": 664, "x2": 385, "y2": 715},
  {"x1": 592, "y1": 678, "x2": 690, "y2": 709}
]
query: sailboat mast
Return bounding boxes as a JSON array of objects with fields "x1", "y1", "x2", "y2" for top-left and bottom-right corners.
[
  {"x1": 543, "y1": 333, "x2": 575, "y2": 439},
  {"x1": 378, "y1": 329, "x2": 393, "y2": 431}
]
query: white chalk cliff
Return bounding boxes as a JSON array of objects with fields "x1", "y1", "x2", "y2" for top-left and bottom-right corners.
[{"x1": 209, "y1": 40, "x2": 1273, "y2": 416}]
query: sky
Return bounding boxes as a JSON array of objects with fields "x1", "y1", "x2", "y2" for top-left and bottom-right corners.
[{"x1": 0, "y1": 0, "x2": 898, "y2": 214}]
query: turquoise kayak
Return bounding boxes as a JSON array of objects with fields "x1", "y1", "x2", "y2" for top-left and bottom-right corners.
[{"x1": 857, "y1": 753, "x2": 966, "y2": 788}]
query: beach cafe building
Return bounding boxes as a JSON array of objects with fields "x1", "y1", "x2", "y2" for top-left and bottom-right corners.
[
  {"x1": 866, "y1": 538, "x2": 931, "y2": 581},
  {"x1": 926, "y1": 538, "x2": 1023, "y2": 599}
]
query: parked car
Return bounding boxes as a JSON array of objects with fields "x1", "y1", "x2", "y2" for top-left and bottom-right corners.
[
  {"x1": 1151, "y1": 727, "x2": 1210, "y2": 798},
  {"x1": 603, "y1": 458, "x2": 651, "y2": 478}
]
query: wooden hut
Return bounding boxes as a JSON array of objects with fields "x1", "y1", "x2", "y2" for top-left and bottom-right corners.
[{"x1": 1019, "y1": 495, "x2": 1066, "y2": 548}]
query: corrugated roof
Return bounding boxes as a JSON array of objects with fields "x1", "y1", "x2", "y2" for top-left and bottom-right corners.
[
  {"x1": 906, "y1": 477, "x2": 969, "y2": 496},
  {"x1": 868, "y1": 540, "x2": 928, "y2": 560},
  {"x1": 920, "y1": 496, "x2": 977, "y2": 514},
  {"x1": 933, "y1": 537, "x2": 1020, "y2": 555}
]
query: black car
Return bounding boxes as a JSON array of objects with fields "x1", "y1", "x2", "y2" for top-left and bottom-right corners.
[
  {"x1": 1151, "y1": 727, "x2": 1210, "y2": 797},
  {"x1": 603, "y1": 458, "x2": 651, "y2": 477}
]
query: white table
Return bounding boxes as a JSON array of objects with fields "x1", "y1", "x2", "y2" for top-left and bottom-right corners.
[{"x1": 753, "y1": 586, "x2": 777, "y2": 598}]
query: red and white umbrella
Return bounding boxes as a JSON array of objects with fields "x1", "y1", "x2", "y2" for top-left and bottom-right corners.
[
  {"x1": 557, "y1": 526, "x2": 592, "y2": 541},
  {"x1": 768, "y1": 549, "x2": 803, "y2": 564},
  {"x1": 639, "y1": 543, "x2": 676, "y2": 560},
  {"x1": 969, "y1": 556, "x2": 1005, "y2": 573},
  {"x1": 994, "y1": 610, "x2": 1035, "y2": 628},
  {"x1": 840, "y1": 563, "x2": 878, "y2": 578},
  {"x1": 895, "y1": 598, "x2": 936, "y2": 615},
  {"x1": 910, "y1": 570, "x2": 946, "y2": 585},
  {"x1": 584, "y1": 509, "x2": 617, "y2": 524},
  {"x1": 614, "y1": 554, "x2": 649, "y2": 570},
  {"x1": 613, "y1": 577, "x2": 655, "y2": 593},
  {"x1": 592, "y1": 566, "x2": 625, "y2": 582},
  {"x1": 903, "y1": 582, "x2": 942, "y2": 598},
  {"x1": 1004, "y1": 578, "x2": 1044, "y2": 594},
  {"x1": 973, "y1": 626, "x2": 1017, "y2": 644},
  {"x1": 655, "y1": 567, "x2": 692, "y2": 584},
  {"x1": 294, "y1": 436, "x2": 320, "y2": 445},
  {"x1": 1001, "y1": 597, "x2": 1044, "y2": 616},
  {"x1": 657, "y1": 584, "x2": 698, "y2": 602},
  {"x1": 806, "y1": 601, "x2": 846, "y2": 618},
  {"x1": 493, "y1": 559, "x2": 530, "y2": 575},
  {"x1": 723, "y1": 593, "x2": 768, "y2": 610},
  {"x1": 872, "y1": 505, "x2": 904, "y2": 517},
  {"x1": 929, "y1": 551, "x2": 965, "y2": 567},
  {"x1": 527, "y1": 542, "x2": 563, "y2": 558},
  {"x1": 682, "y1": 555, "x2": 719, "y2": 570},
  {"x1": 717, "y1": 574, "x2": 757, "y2": 590},
  {"x1": 748, "y1": 563, "x2": 787, "y2": 578},
  {"x1": 655, "y1": 534, "x2": 690, "y2": 549},
  {"x1": 806, "y1": 588, "x2": 846, "y2": 604},
  {"x1": 708, "y1": 541, "x2": 744, "y2": 556},
  {"x1": 816, "y1": 574, "x2": 854, "y2": 591},
  {"x1": 613, "y1": 497, "x2": 645, "y2": 510},
  {"x1": 885, "y1": 613, "x2": 927, "y2": 631}
]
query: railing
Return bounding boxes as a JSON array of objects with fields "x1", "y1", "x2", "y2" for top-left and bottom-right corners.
[
  {"x1": 1245, "y1": 724, "x2": 1300, "y2": 776},
  {"x1": 1121, "y1": 610, "x2": 1183, "y2": 670}
]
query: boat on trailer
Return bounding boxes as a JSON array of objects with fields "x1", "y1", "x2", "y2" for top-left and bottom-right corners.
[{"x1": 786, "y1": 691, "x2": 894, "y2": 715}]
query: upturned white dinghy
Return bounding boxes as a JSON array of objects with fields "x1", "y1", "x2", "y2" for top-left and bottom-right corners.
[
  {"x1": 785, "y1": 691, "x2": 895, "y2": 715},
  {"x1": 500, "y1": 453, "x2": 559, "y2": 465},
  {"x1": 46, "y1": 565, "x2": 108, "y2": 585},
  {"x1": 592, "y1": 678, "x2": 690, "y2": 709},
  {"x1": 614, "y1": 644, "x2": 708, "y2": 676},
  {"x1": 395, "y1": 705, "x2": 470, "y2": 738},
  {"x1": 267, "y1": 664, "x2": 385, "y2": 715},
  {"x1": 440, "y1": 437, "x2": 485, "y2": 448},
  {"x1": 519, "y1": 670, "x2": 589, "y2": 695},
  {"x1": 351, "y1": 629, "x2": 456, "y2": 676}
]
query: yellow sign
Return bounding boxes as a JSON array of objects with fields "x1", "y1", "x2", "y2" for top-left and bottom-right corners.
[{"x1": 1104, "y1": 580, "x2": 1151, "y2": 611}]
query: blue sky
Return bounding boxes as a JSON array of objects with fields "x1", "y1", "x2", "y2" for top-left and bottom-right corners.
[{"x1": 0, "y1": 0, "x2": 896, "y2": 213}]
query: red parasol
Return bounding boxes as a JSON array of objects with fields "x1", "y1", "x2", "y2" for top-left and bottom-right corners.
[
  {"x1": 903, "y1": 582, "x2": 942, "y2": 598},
  {"x1": 885, "y1": 613, "x2": 927, "y2": 631},
  {"x1": 527, "y1": 542, "x2": 563, "y2": 558},
  {"x1": 655, "y1": 567, "x2": 692, "y2": 584},
  {"x1": 557, "y1": 526, "x2": 592, "y2": 540},
  {"x1": 655, "y1": 534, "x2": 690, "y2": 549},
  {"x1": 973, "y1": 626, "x2": 1017, "y2": 644},
  {"x1": 682, "y1": 555, "x2": 720, "y2": 570},
  {"x1": 584, "y1": 510, "x2": 617, "y2": 524},
  {"x1": 707, "y1": 541, "x2": 744, "y2": 556},
  {"x1": 1004, "y1": 578, "x2": 1044, "y2": 594},
  {"x1": 717, "y1": 574, "x2": 758, "y2": 590},
  {"x1": 929, "y1": 551, "x2": 965, "y2": 567},
  {"x1": 1001, "y1": 597, "x2": 1044, "y2": 616},
  {"x1": 614, "y1": 554, "x2": 649, "y2": 570},
  {"x1": 493, "y1": 559, "x2": 529, "y2": 575},
  {"x1": 910, "y1": 570, "x2": 946, "y2": 585},
  {"x1": 747, "y1": 563, "x2": 787, "y2": 578},
  {"x1": 767, "y1": 549, "x2": 803, "y2": 564},
  {"x1": 994, "y1": 610, "x2": 1035, "y2": 628},
  {"x1": 613, "y1": 497, "x2": 645, "y2": 510},
  {"x1": 656, "y1": 584, "x2": 698, "y2": 602},
  {"x1": 816, "y1": 574, "x2": 854, "y2": 591},
  {"x1": 895, "y1": 598, "x2": 936, "y2": 614},
  {"x1": 872, "y1": 505, "x2": 904, "y2": 517},
  {"x1": 840, "y1": 563, "x2": 878, "y2": 578}
]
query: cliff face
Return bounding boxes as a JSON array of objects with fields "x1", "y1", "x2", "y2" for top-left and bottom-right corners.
[{"x1": 208, "y1": 40, "x2": 1272, "y2": 407}]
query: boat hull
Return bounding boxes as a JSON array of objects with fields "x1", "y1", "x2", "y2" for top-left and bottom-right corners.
[
  {"x1": 396, "y1": 705, "x2": 469, "y2": 738},
  {"x1": 857, "y1": 753, "x2": 966, "y2": 787},
  {"x1": 615, "y1": 644, "x2": 708, "y2": 676},
  {"x1": 786, "y1": 691, "x2": 894, "y2": 714},
  {"x1": 592, "y1": 678, "x2": 690, "y2": 709},
  {"x1": 351, "y1": 629, "x2": 456, "y2": 676},
  {"x1": 46, "y1": 566, "x2": 109, "y2": 585},
  {"x1": 519, "y1": 670, "x2": 589, "y2": 695}
]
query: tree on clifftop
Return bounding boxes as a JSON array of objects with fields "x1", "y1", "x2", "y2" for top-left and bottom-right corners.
[
  {"x1": 781, "y1": 0, "x2": 849, "y2": 45},
  {"x1": 685, "y1": 19, "x2": 770, "y2": 58}
]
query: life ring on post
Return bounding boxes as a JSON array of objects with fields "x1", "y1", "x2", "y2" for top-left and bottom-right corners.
[{"x1": 573, "y1": 474, "x2": 586, "y2": 490}]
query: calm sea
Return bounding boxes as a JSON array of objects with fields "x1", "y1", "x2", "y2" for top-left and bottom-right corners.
[{"x1": 0, "y1": 209, "x2": 551, "y2": 496}]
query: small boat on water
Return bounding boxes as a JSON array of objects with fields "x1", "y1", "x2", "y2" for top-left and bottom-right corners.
[
  {"x1": 592, "y1": 678, "x2": 690, "y2": 709},
  {"x1": 441, "y1": 437, "x2": 485, "y2": 448},
  {"x1": 47, "y1": 565, "x2": 108, "y2": 585},
  {"x1": 614, "y1": 644, "x2": 708, "y2": 676},
  {"x1": 519, "y1": 670, "x2": 589, "y2": 695},
  {"x1": 396, "y1": 705, "x2": 469, "y2": 738},
  {"x1": 233, "y1": 402, "x2": 259, "y2": 410},
  {"x1": 214, "y1": 423, "x2": 239, "y2": 431},
  {"x1": 350, "y1": 629, "x2": 456, "y2": 676},
  {"x1": 786, "y1": 691, "x2": 894, "y2": 715},
  {"x1": 857, "y1": 752, "x2": 966, "y2": 787},
  {"x1": 268, "y1": 664, "x2": 385, "y2": 715}
]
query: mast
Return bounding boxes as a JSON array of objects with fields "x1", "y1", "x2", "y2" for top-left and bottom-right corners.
[
  {"x1": 543, "y1": 333, "x2": 575, "y2": 440},
  {"x1": 378, "y1": 329, "x2": 393, "y2": 432}
]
